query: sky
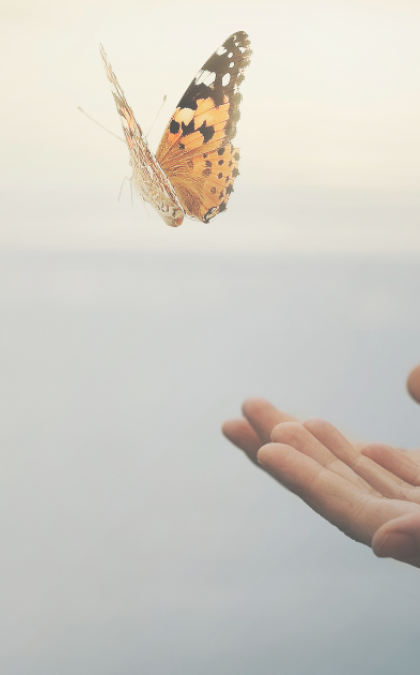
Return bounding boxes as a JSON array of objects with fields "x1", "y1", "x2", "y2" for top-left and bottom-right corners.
[{"x1": 1, "y1": 0, "x2": 420, "y2": 252}]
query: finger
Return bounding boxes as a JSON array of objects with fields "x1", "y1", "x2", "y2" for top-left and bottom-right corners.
[
  {"x1": 271, "y1": 422, "x2": 377, "y2": 494},
  {"x1": 372, "y1": 513, "x2": 420, "y2": 567},
  {"x1": 241, "y1": 398, "x2": 299, "y2": 445},
  {"x1": 303, "y1": 418, "x2": 411, "y2": 499},
  {"x1": 407, "y1": 364, "x2": 420, "y2": 404},
  {"x1": 222, "y1": 418, "x2": 263, "y2": 466},
  {"x1": 361, "y1": 443, "x2": 420, "y2": 486},
  {"x1": 257, "y1": 442, "x2": 420, "y2": 545}
]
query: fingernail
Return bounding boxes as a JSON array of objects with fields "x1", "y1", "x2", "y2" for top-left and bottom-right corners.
[
  {"x1": 376, "y1": 533, "x2": 415, "y2": 558},
  {"x1": 256, "y1": 449, "x2": 264, "y2": 466},
  {"x1": 256, "y1": 447, "x2": 270, "y2": 467}
]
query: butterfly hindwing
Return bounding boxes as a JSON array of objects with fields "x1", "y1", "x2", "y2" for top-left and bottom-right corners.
[
  {"x1": 156, "y1": 31, "x2": 251, "y2": 223},
  {"x1": 166, "y1": 143, "x2": 240, "y2": 223}
]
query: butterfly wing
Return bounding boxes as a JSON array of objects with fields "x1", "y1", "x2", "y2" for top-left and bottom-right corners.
[
  {"x1": 100, "y1": 44, "x2": 184, "y2": 227},
  {"x1": 156, "y1": 31, "x2": 251, "y2": 223}
]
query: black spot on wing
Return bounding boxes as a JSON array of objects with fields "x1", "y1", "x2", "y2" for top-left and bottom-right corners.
[
  {"x1": 178, "y1": 82, "x2": 223, "y2": 110},
  {"x1": 170, "y1": 119, "x2": 180, "y2": 134},
  {"x1": 199, "y1": 121, "x2": 215, "y2": 143},
  {"x1": 181, "y1": 119, "x2": 195, "y2": 136},
  {"x1": 204, "y1": 206, "x2": 217, "y2": 223}
]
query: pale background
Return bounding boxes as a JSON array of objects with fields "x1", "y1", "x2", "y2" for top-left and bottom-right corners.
[
  {"x1": 1, "y1": 0, "x2": 420, "y2": 253},
  {"x1": 1, "y1": 1, "x2": 420, "y2": 674}
]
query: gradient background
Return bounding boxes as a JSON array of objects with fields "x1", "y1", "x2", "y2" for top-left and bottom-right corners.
[{"x1": 1, "y1": 1, "x2": 420, "y2": 673}]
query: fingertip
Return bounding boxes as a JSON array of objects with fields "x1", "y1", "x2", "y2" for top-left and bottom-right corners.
[
  {"x1": 372, "y1": 512, "x2": 420, "y2": 560},
  {"x1": 407, "y1": 364, "x2": 420, "y2": 404},
  {"x1": 270, "y1": 422, "x2": 282, "y2": 442},
  {"x1": 373, "y1": 532, "x2": 415, "y2": 559},
  {"x1": 221, "y1": 417, "x2": 253, "y2": 443},
  {"x1": 221, "y1": 419, "x2": 235, "y2": 439},
  {"x1": 257, "y1": 442, "x2": 296, "y2": 470},
  {"x1": 241, "y1": 397, "x2": 271, "y2": 417},
  {"x1": 270, "y1": 420, "x2": 301, "y2": 442},
  {"x1": 256, "y1": 442, "x2": 277, "y2": 466},
  {"x1": 360, "y1": 442, "x2": 377, "y2": 455},
  {"x1": 221, "y1": 418, "x2": 263, "y2": 460}
]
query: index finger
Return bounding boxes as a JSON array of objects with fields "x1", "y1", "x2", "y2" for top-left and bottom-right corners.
[{"x1": 241, "y1": 398, "x2": 299, "y2": 445}]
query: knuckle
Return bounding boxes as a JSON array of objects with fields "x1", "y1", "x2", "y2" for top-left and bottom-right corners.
[{"x1": 398, "y1": 481, "x2": 416, "y2": 502}]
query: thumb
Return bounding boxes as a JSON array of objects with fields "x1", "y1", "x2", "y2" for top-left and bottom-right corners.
[
  {"x1": 372, "y1": 512, "x2": 420, "y2": 567},
  {"x1": 407, "y1": 364, "x2": 420, "y2": 405}
]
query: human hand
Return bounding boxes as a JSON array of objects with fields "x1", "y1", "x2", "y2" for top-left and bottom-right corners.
[{"x1": 222, "y1": 364, "x2": 420, "y2": 568}]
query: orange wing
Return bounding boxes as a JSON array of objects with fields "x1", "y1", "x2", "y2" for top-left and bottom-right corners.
[{"x1": 156, "y1": 31, "x2": 251, "y2": 223}]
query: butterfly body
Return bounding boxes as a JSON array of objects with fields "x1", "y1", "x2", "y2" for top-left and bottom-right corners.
[{"x1": 100, "y1": 32, "x2": 251, "y2": 227}]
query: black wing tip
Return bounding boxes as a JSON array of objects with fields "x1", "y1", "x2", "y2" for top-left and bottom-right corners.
[
  {"x1": 224, "y1": 31, "x2": 252, "y2": 54},
  {"x1": 177, "y1": 30, "x2": 252, "y2": 111},
  {"x1": 226, "y1": 30, "x2": 250, "y2": 42}
]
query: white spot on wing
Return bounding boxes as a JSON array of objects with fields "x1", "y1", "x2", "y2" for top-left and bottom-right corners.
[
  {"x1": 216, "y1": 46, "x2": 227, "y2": 55},
  {"x1": 195, "y1": 69, "x2": 216, "y2": 86},
  {"x1": 222, "y1": 73, "x2": 231, "y2": 86}
]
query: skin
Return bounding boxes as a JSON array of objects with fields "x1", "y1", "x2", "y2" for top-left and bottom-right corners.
[{"x1": 222, "y1": 364, "x2": 420, "y2": 569}]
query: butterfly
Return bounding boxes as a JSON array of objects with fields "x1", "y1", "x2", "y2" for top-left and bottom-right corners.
[{"x1": 100, "y1": 31, "x2": 251, "y2": 227}]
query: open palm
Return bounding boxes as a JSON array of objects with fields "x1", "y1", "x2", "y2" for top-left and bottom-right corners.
[{"x1": 222, "y1": 365, "x2": 420, "y2": 568}]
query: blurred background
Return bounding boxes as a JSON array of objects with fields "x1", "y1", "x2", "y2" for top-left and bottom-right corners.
[{"x1": 1, "y1": 1, "x2": 420, "y2": 673}]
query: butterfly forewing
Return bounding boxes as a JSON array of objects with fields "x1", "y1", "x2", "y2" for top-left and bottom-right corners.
[
  {"x1": 156, "y1": 31, "x2": 251, "y2": 223},
  {"x1": 100, "y1": 44, "x2": 184, "y2": 227}
]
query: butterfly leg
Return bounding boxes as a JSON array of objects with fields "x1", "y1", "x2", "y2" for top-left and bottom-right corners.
[{"x1": 118, "y1": 176, "x2": 132, "y2": 202}]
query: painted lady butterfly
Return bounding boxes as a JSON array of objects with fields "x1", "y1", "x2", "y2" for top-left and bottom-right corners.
[{"x1": 100, "y1": 31, "x2": 251, "y2": 227}]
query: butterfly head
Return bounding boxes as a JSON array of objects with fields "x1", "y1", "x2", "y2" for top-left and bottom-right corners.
[{"x1": 160, "y1": 208, "x2": 184, "y2": 228}]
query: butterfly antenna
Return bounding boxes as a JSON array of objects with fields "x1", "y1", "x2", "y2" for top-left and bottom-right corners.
[
  {"x1": 77, "y1": 106, "x2": 125, "y2": 144},
  {"x1": 145, "y1": 95, "x2": 167, "y2": 139}
]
